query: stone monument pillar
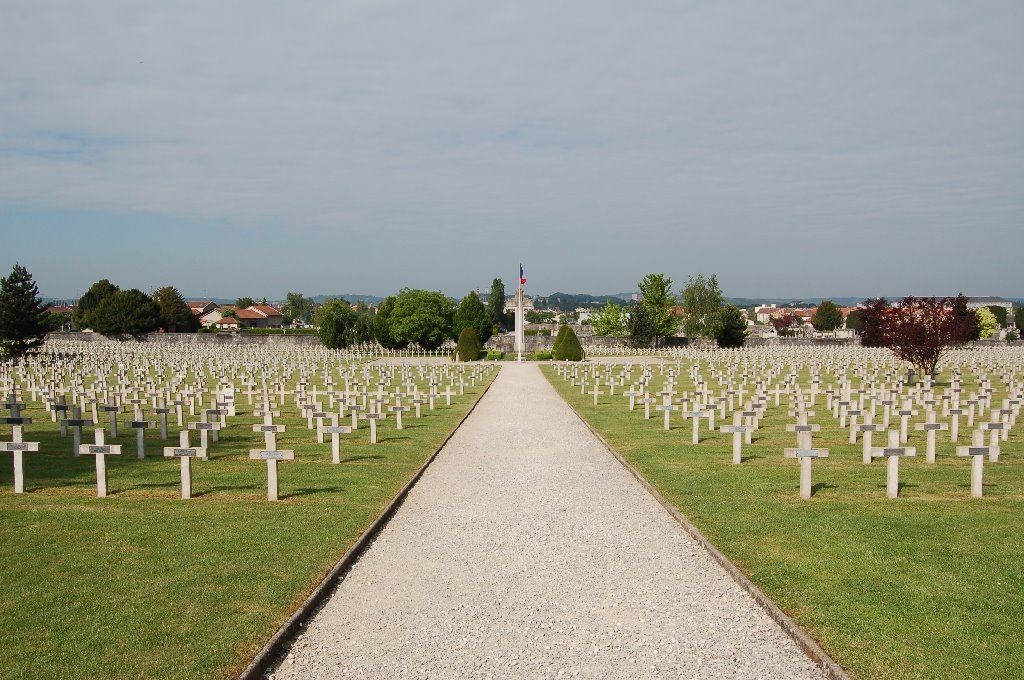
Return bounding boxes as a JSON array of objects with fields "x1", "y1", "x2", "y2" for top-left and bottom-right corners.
[{"x1": 514, "y1": 287, "x2": 525, "y2": 361}]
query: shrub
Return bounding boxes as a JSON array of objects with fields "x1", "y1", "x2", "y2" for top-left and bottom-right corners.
[
  {"x1": 554, "y1": 326, "x2": 584, "y2": 361},
  {"x1": 534, "y1": 349, "x2": 553, "y2": 360},
  {"x1": 1007, "y1": 329, "x2": 1020, "y2": 342},
  {"x1": 553, "y1": 324, "x2": 569, "y2": 354},
  {"x1": 486, "y1": 349, "x2": 504, "y2": 360},
  {"x1": 456, "y1": 327, "x2": 480, "y2": 361}
]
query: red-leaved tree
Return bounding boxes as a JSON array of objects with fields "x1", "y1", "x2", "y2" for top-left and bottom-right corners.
[
  {"x1": 771, "y1": 312, "x2": 803, "y2": 336},
  {"x1": 860, "y1": 294, "x2": 978, "y2": 377}
]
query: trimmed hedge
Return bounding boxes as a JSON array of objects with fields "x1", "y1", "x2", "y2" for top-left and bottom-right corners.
[
  {"x1": 456, "y1": 327, "x2": 480, "y2": 361},
  {"x1": 554, "y1": 326, "x2": 584, "y2": 361}
]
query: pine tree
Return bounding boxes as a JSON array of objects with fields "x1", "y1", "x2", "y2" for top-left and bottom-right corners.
[{"x1": 0, "y1": 264, "x2": 50, "y2": 361}]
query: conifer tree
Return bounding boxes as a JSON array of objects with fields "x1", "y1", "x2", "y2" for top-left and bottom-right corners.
[{"x1": 0, "y1": 263, "x2": 51, "y2": 361}]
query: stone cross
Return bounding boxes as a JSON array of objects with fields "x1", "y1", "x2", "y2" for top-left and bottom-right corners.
[
  {"x1": 683, "y1": 410, "x2": 710, "y2": 445},
  {"x1": 363, "y1": 411, "x2": 385, "y2": 444},
  {"x1": 187, "y1": 419, "x2": 220, "y2": 448},
  {"x1": 389, "y1": 404, "x2": 410, "y2": 430},
  {"x1": 655, "y1": 403, "x2": 678, "y2": 431},
  {"x1": 323, "y1": 423, "x2": 353, "y2": 464},
  {"x1": 79, "y1": 429, "x2": 123, "y2": 498},
  {"x1": 980, "y1": 422, "x2": 1004, "y2": 461},
  {"x1": 957, "y1": 430, "x2": 992, "y2": 498},
  {"x1": 859, "y1": 423, "x2": 882, "y2": 463},
  {"x1": 254, "y1": 422, "x2": 286, "y2": 450},
  {"x1": 914, "y1": 411, "x2": 948, "y2": 464},
  {"x1": 783, "y1": 447, "x2": 829, "y2": 499},
  {"x1": 163, "y1": 431, "x2": 208, "y2": 499},
  {"x1": 871, "y1": 430, "x2": 916, "y2": 499},
  {"x1": 1, "y1": 417, "x2": 39, "y2": 494},
  {"x1": 249, "y1": 447, "x2": 295, "y2": 501},
  {"x1": 127, "y1": 419, "x2": 156, "y2": 459},
  {"x1": 720, "y1": 424, "x2": 752, "y2": 464}
]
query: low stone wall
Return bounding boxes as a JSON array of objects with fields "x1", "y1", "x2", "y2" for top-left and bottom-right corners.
[{"x1": 49, "y1": 332, "x2": 323, "y2": 346}]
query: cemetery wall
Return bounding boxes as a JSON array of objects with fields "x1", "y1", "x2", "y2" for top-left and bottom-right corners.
[{"x1": 48, "y1": 332, "x2": 323, "y2": 347}]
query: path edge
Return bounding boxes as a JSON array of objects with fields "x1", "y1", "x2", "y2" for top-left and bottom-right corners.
[
  {"x1": 556, "y1": 375, "x2": 852, "y2": 680},
  {"x1": 237, "y1": 369, "x2": 500, "y2": 680}
]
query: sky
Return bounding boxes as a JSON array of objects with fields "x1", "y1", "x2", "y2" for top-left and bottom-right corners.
[{"x1": 1, "y1": 1, "x2": 1021, "y2": 301}]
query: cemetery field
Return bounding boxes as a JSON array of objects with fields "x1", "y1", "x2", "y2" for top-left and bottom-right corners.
[
  {"x1": 0, "y1": 357, "x2": 497, "y2": 680},
  {"x1": 543, "y1": 357, "x2": 1024, "y2": 680}
]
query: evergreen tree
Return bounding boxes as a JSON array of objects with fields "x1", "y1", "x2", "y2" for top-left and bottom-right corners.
[
  {"x1": 235, "y1": 296, "x2": 256, "y2": 309},
  {"x1": 0, "y1": 263, "x2": 50, "y2": 361},
  {"x1": 487, "y1": 278, "x2": 509, "y2": 332},
  {"x1": 153, "y1": 286, "x2": 200, "y2": 332},
  {"x1": 453, "y1": 291, "x2": 491, "y2": 343},
  {"x1": 811, "y1": 300, "x2": 844, "y2": 332},
  {"x1": 716, "y1": 305, "x2": 748, "y2": 348},
  {"x1": 456, "y1": 327, "x2": 481, "y2": 361}
]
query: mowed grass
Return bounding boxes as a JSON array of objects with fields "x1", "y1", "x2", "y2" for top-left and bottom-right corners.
[
  {"x1": 543, "y1": 363, "x2": 1024, "y2": 679},
  {"x1": 0, "y1": 367, "x2": 496, "y2": 680}
]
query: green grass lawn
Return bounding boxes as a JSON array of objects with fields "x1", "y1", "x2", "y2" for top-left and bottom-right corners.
[
  {"x1": 0, "y1": 367, "x2": 496, "y2": 679},
  {"x1": 543, "y1": 363, "x2": 1024, "y2": 680}
]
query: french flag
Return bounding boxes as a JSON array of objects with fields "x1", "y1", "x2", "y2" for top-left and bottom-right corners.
[{"x1": 519, "y1": 264, "x2": 526, "y2": 286}]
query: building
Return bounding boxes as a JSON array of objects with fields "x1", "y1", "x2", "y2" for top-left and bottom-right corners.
[
  {"x1": 200, "y1": 304, "x2": 284, "y2": 329},
  {"x1": 966, "y1": 297, "x2": 1014, "y2": 324}
]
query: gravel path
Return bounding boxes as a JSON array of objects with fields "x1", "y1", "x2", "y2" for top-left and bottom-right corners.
[{"x1": 269, "y1": 363, "x2": 824, "y2": 679}]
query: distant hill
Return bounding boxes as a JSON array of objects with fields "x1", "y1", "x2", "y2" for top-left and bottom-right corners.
[
  {"x1": 310, "y1": 294, "x2": 384, "y2": 305},
  {"x1": 727, "y1": 297, "x2": 870, "y2": 308},
  {"x1": 535, "y1": 292, "x2": 635, "y2": 310}
]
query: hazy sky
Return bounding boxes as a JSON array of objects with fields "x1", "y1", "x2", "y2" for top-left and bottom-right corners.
[{"x1": 1, "y1": 1, "x2": 1021, "y2": 300}]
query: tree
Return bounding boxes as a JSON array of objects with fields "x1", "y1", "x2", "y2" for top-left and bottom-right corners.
[
  {"x1": 638, "y1": 273, "x2": 677, "y2": 345},
  {"x1": 554, "y1": 325, "x2": 584, "y2": 361},
  {"x1": 235, "y1": 296, "x2": 256, "y2": 309},
  {"x1": 0, "y1": 264, "x2": 50, "y2": 361},
  {"x1": 487, "y1": 278, "x2": 509, "y2": 332},
  {"x1": 976, "y1": 307, "x2": 998, "y2": 339},
  {"x1": 592, "y1": 302, "x2": 626, "y2": 336},
  {"x1": 681, "y1": 273, "x2": 724, "y2": 339},
  {"x1": 388, "y1": 289, "x2": 453, "y2": 350},
  {"x1": 984, "y1": 305, "x2": 1008, "y2": 327},
  {"x1": 74, "y1": 279, "x2": 119, "y2": 330},
  {"x1": 1016, "y1": 306, "x2": 1024, "y2": 330},
  {"x1": 948, "y1": 294, "x2": 980, "y2": 343},
  {"x1": 282, "y1": 292, "x2": 315, "y2": 325},
  {"x1": 373, "y1": 296, "x2": 405, "y2": 349},
  {"x1": 716, "y1": 305, "x2": 748, "y2": 348},
  {"x1": 845, "y1": 309, "x2": 862, "y2": 331},
  {"x1": 456, "y1": 327, "x2": 480, "y2": 361},
  {"x1": 91, "y1": 289, "x2": 162, "y2": 337},
  {"x1": 317, "y1": 299, "x2": 358, "y2": 349},
  {"x1": 811, "y1": 300, "x2": 844, "y2": 332},
  {"x1": 350, "y1": 302, "x2": 376, "y2": 346},
  {"x1": 857, "y1": 298, "x2": 890, "y2": 347},
  {"x1": 771, "y1": 312, "x2": 803, "y2": 337},
  {"x1": 453, "y1": 291, "x2": 491, "y2": 343},
  {"x1": 864, "y1": 295, "x2": 981, "y2": 377},
  {"x1": 153, "y1": 286, "x2": 199, "y2": 333},
  {"x1": 627, "y1": 302, "x2": 657, "y2": 348}
]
